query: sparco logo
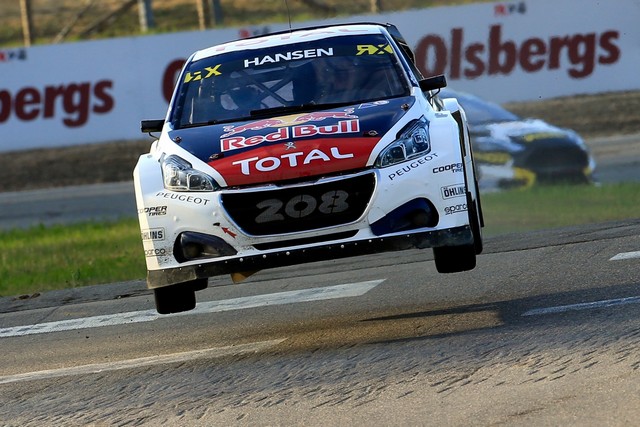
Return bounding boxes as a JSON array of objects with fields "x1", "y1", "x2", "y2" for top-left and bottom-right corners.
[
  {"x1": 444, "y1": 203, "x2": 467, "y2": 215},
  {"x1": 145, "y1": 248, "x2": 171, "y2": 257},
  {"x1": 441, "y1": 184, "x2": 466, "y2": 199}
]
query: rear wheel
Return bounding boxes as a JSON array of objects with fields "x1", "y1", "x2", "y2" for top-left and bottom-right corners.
[
  {"x1": 153, "y1": 278, "x2": 207, "y2": 314},
  {"x1": 468, "y1": 194, "x2": 483, "y2": 255}
]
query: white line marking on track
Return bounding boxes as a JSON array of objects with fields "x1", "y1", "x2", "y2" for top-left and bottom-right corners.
[
  {"x1": 0, "y1": 339, "x2": 285, "y2": 385},
  {"x1": 610, "y1": 251, "x2": 640, "y2": 261},
  {"x1": 522, "y1": 295, "x2": 640, "y2": 317},
  {"x1": 0, "y1": 279, "x2": 384, "y2": 338}
]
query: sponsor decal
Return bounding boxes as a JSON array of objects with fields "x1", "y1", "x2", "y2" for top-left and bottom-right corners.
[
  {"x1": 155, "y1": 192, "x2": 211, "y2": 205},
  {"x1": 221, "y1": 109, "x2": 358, "y2": 138},
  {"x1": 183, "y1": 64, "x2": 222, "y2": 83},
  {"x1": 0, "y1": 48, "x2": 27, "y2": 63},
  {"x1": 138, "y1": 206, "x2": 168, "y2": 216},
  {"x1": 433, "y1": 162, "x2": 463, "y2": 174},
  {"x1": 244, "y1": 48, "x2": 334, "y2": 67},
  {"x1": 221, "y1": 227, "x2": 237, "y2": 238},
  {"x1": 494, "y1": 1, "x2": 526, "y2": 16},
  {"x1": 233, "y1": 146, "x2": 354, "y2": 176},
  {"x1": 141, "y1": 228, "x2": 165, "y2": 241},
  {"x1": 255, "y1": 191, "x2": 349, "y2": 224},
  {"x1": 356, "y1": 44, "x2": 393, "y2": 55},
  {"x1": 222, "y1": 119, "x2": 359, "y2": 151},
  {"x1": 441, "y1": 184, "x2": 466, "y2": 199},
  {"x1": 387, "y1": 153, "x2": 439, "y2": 180},
  {"x1": 213, "y1": 136, "x2": 379, "y2": 186},
  {"x1": 145, "y1": 247, "x2": 172, "y2": 257},
  {"x1": 414, "y1": 24, "x2": 620, "y2": 80},
  {"x1": 444, "y1": 203, "x2": 467, "y2": 215},
  {"x1": 0, "y1": 80, "x2": 114, "y2": 127}
]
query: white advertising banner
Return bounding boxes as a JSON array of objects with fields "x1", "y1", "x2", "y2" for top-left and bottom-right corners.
[{"x1": 0, "y1": 0, "x2": 637, "y2": 152}]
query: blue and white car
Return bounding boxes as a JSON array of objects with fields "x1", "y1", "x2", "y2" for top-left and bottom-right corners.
[
  {"x1": 135, "y1": 23, "x2": 483, "y2": 314},
  {"x1": 441, "y1": 88, "x2": 596, "y2": 190}
]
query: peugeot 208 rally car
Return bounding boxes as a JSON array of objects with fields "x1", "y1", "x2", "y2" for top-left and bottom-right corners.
[{"x1": 135, "y1": 23, "x2": 484, "y2": 314}]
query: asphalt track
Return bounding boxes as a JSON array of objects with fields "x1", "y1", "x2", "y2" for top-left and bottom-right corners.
[
  {"x1": 0, "y1": 134, "x2": 639, "y2": 425},
  {"x1": 1, "y1": 221, "x2": 640, "y2": 425}
]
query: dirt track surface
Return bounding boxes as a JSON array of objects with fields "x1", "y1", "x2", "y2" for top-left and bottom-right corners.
[{"x1": 1, "y1": 91, "x2": 639, "y2": 193}]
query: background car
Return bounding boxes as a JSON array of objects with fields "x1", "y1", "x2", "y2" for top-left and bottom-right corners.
[{"x1": 440, "y1": 88, "x2": 596, "y2": 191}]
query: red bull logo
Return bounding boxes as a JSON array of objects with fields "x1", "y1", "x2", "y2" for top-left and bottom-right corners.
[
  {"x1": 221, "y1": 118, "x2": 285, "y2": 137},
  {"x1": 221, "y1": 118, "x2": 360, "y2": 152},
  {"x1": 221, "y1": 108, "x2": 357, "y2": 138}
]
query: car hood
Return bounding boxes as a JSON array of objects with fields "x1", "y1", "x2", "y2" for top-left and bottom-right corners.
[{"x1": 169, "y1": 97, "x2": 413, "y2": 186}]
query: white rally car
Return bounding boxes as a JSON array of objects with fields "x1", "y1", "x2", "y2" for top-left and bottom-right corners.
[{"x1": 135, "y1": 23, "x2": 484, "y2": 314}]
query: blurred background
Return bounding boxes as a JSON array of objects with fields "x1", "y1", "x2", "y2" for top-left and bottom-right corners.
[{"x1": 2, "y1": 0, "x2": 480, "y2": 46}]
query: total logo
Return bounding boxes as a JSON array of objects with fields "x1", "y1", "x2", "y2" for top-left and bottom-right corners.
[
  {"x1": 222, "y1": 119, "x2": 359, "y2": 152},
  {"x1": 213, "y1": 136, "x2": 379, "y2": 186},
  {"x1": 233, "y1": 146, "x2": 354, "y2": 176}
]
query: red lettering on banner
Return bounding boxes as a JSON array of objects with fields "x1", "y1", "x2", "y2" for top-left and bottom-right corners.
[
  {"x1": 0, "y1": 80, "x2": 114, "y2": 128},
  {"x1": 162, "y1": 59, "x2": 186, "y2": 103},
  {"x1": 414, "y1": 24, "x2": 621, "y2": 80}
]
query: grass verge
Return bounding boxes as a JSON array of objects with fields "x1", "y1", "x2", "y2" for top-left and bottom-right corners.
[{"x1": 1, "y1": 182, "x2": 639, "y2": 297}]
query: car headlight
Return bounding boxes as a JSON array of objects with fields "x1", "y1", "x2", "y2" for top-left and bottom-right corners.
[
  {"x1": 161, "y1": 155, "x2": 219, "y2": 191},
  {"x1": 375, "y1": 118, "x2": 431, "y2": 168}
]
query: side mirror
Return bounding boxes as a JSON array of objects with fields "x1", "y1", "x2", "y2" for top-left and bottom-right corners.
[
  {"x1": 141, "y1": 119, "x2": 164, "y2": 133},
  {"x1": 419, "y1": 75, "x2": 447, "y2": 92}
]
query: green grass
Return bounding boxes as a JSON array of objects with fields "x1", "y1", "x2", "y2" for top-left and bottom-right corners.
[
  {"x1": 1, "y1": 182, "x2": 639, "y2": 297},
  {"x1": 0, "y1": 218, "x2": 145, "y2": 297},
  {"x1": 480, "y1": 183, "x2": 640, "y2": 235}
]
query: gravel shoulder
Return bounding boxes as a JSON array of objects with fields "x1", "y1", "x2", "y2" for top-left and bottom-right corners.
[{"x1": 1, "y1": 90, "x2": 639, "y2": 193}]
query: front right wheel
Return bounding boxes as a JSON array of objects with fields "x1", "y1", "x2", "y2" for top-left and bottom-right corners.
[
  {"x1": 433, "y1": 243, "x2": 476, "y2": 273},
  {"x1": 153, "y1": 278, "x2": 207, "y2": 314}
]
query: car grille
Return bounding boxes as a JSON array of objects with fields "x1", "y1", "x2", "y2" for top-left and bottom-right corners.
[
  {"x1": 221, "y1": 172, "x2": 376, "y2": 236},
  {"x1": 516, "y1": 139, "x2": 590, "y2": 173}
]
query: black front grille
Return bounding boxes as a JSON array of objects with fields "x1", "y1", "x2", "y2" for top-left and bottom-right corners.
[
  {"x1": 516, "y1": 139, "x2": 589, "y2": 172},
  {"x1": 221, "y1": 173, "x2": 375, "y2": 236}
]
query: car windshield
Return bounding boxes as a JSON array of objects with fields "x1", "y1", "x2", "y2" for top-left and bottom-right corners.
[
  {"x1": 172, "y1": 34, "x2": 410, "y2": 128},
  {"x1": 441, "y1": 89, "x2": 520, "y2": 125}
]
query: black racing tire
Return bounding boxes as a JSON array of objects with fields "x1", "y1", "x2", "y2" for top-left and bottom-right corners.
[
  {"x1": 154, "y1": 282, "x2": 198, "y2": 314},
  {"x1": 469, "y1": 197, "x2": 483, "y2": 255},
  {"x1": 433, "y1": 244, "x2": 476, "y2": 273}
]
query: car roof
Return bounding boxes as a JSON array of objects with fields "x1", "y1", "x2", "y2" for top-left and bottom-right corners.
[{"x1": 191, "y1": 23, "x2": 390, "y2": 61}]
